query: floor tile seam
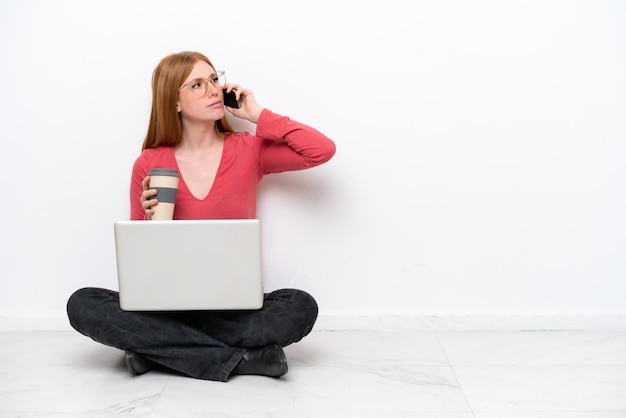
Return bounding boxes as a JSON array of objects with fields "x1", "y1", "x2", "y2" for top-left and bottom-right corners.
[
  {"x1": 159, "y1": 408, "x2": 479, "y2": 415},
  {"x1": 434, "y1": 332, "x2": 477, "y2": 418},
  {"x1": 147, "y1": 375, "x2": 170, "y2": 416},
  {"x1": 287, "y1": 361, "x2": 453, "y2": 368},
  {"x1": 287, "y1": 364, "x2": 458, "y2": 373},
  {"x1": 446, "y1": 363, "x2": 626, "y2": 368},
  {"x1": 470, "y1": 408, "x2": 626, "y2": 414}
]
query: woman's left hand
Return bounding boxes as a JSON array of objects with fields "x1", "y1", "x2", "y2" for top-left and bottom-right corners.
[{"x1": 223, "y1": 83, "x2": 264, "y2": 124}]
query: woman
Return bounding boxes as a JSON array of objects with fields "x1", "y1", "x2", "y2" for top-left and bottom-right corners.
[{"x1": 66, "y1": 51, "x2": 335, "y2": 381}]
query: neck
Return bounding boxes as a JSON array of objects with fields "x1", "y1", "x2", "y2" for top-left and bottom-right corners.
[{"x1": 178, "y1": 122, "x2": 222, "y2": 153}]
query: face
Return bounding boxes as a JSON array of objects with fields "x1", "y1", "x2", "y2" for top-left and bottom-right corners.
[{"x1": 176, "y1": 60, "x2": 225, "y2": 125}]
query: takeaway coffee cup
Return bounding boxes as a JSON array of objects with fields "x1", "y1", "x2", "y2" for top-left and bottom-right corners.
[{"x1": 148, "y1": 168, "x2": 180, "y2": 220}]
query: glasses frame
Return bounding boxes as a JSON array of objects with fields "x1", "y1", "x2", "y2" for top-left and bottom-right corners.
[{"x1": 178, "y1": 70, "x2": 226, "y2": 97}]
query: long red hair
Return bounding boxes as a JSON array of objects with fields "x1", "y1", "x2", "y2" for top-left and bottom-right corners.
[{"x1": 142, "y1": 51, "x2": 235, "y2": 151}]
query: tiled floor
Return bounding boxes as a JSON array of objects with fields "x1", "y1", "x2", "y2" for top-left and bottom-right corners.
[{"x1": 1, "y1": 330, "x2": 625, "y2": 417}]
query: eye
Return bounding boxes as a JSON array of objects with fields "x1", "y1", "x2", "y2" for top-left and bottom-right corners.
[
  {"x1": 190, "y1": 81, "x2": 203, "y2": 90},
  {"x1": 211, "y1": 76, "x2": 220, "y2": 84}
]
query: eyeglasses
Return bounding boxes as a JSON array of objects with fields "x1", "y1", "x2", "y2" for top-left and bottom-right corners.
[{"x1": 178, "y1": 70, "x2": 226, "y2": 97}]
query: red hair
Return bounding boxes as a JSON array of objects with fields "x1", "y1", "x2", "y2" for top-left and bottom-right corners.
[{"x1": 142, "y1": 51, "x2": 234, "y2": 150}]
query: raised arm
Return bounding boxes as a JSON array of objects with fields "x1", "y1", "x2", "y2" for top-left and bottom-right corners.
[{"x1": 256, "y1": 109, "x2": 336, "y2": 174}]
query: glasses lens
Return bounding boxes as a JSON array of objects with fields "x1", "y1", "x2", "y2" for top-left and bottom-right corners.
[
  {"x1": 189, "y1": 81, "x2": 207, "y2": 97},
  {"x1": 187, "y1": 72, "x2": 225, "y2": 97}
]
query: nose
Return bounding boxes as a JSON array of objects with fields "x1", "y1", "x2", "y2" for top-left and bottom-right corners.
[{"x1": 205, "y1": 80, "x2": 220, "y2": 96}]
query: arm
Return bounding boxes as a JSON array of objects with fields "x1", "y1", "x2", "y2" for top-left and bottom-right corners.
[
  {"x1": 256, "y1": 109, "x2": 336, "y2": 174},
  {"x1": 129, "y1": 155, "x2": 158, "y2": 220},
  {"x1": 224, "y1": 84, "x2": 336, "y2": 174}
]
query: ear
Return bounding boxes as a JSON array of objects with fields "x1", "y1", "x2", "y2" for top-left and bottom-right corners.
[{"x1": 176, "y1": 102, "x2": 181, "y2": 113}]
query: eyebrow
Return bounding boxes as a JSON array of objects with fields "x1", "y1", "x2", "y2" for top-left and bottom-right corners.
[{"x1": 189, "y1": 73, "x2": 218, "y2": 82}]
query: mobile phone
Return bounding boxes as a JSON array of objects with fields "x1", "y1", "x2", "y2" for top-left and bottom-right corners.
[{"x1": 222, "y1": 89, "x2": 240, "y2": 108}]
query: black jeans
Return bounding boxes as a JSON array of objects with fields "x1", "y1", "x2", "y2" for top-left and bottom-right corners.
[{"x1": 66, "y1": 287, "x2": 318, "y2": 381}]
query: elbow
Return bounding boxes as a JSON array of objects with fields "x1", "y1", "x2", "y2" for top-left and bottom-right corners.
[{"x1": 319, "y1": 137, "x2": 336, "y2": 165}]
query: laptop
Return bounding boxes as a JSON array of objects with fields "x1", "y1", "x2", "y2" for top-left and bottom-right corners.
[{"x1": 114, "y1": 219, "x2": 264, "y2": 311}]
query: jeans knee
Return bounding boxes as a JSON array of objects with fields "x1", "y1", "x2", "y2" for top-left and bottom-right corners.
[
  {"x1": 269, "y1": 288, "x2": 318, "y2": 323},
  {"x1": 67, "y1": 288, "x2": 84, "y2": 332},
  {"x1": 281, "y1": 289, "x2": 318, "y2": 339},
  {"x1": 294, "y1": 289, "x2": 318, "y2": 327},
  {"x1": 66, "y1": 287, "x2": 114, "y2": 333}
]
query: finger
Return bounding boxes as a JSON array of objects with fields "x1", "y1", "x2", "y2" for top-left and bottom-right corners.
[
  {"x1": 141, "y1": 190, "x2": 158, "y2": 207},
  {"x1": 231, "y1": 85, "x2": 245, "y2": 99},
  {"x1": 142, "y1": 175, "x2": 151, "y2": 190},
  {"x1": 141, "y1": 188, "x2": 155, "y2": 199},
  {"x1": 223, "y1": 83, "x2": 239, "y2": 93},
  {"x1": 143, "y1": 197, "x2": 158, "y2": 209},
  {"x1": 238, "y1": 88, "x2": 254, "y2": 104}
]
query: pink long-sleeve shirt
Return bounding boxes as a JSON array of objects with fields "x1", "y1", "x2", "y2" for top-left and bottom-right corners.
[{"x1": 130, "y1": 109, "x2": 335, "y2": 220}]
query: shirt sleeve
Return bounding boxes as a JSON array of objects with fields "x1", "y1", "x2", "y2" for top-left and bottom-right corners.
[
  {"x1": 130, "y1": 154, "x2": 149, "y2": 220},
  {"x1": 256, "y1": 109, "x2": 336, "y2": 175}
]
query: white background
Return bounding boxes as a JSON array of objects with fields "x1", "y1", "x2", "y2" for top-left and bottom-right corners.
[{"x1": 1, "y1": 0, "x2": 625, "y2": 328}]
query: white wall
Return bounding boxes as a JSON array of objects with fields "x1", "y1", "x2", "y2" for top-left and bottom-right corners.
[{"x1": 1, "y1": 0, "x2": 625, "y2": 330}]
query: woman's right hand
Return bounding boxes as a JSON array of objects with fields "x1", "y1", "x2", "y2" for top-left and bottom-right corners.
[{"x1": 141, "y1": 176, "x2": 158, "y2": 220}]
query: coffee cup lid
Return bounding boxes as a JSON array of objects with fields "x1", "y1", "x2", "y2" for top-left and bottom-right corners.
[{"x1": 148, "y1": 168, "x2": 179, "y2": 177}]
